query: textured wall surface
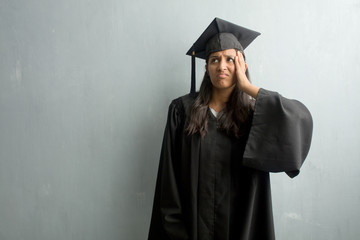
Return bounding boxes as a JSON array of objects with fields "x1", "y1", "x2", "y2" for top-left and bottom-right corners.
[{"x1": 1, "y1": 0, "x2": 359, "y2": 239}]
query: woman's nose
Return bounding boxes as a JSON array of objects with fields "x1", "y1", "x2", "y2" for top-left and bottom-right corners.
[{"x1": 218, "y1": 59, "x2": 227, "y2": 70}]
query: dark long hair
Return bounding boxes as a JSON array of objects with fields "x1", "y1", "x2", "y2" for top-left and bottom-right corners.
[{"x1": 185, "y1": 54, "x2": 254, "y2": 138}]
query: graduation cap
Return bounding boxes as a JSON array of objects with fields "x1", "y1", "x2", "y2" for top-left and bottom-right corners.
[{"x1": 186, "y1": 17, "x2": 261, "y2": 94}]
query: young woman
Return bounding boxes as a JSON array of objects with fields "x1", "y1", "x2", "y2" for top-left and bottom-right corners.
[{"x1": 148, "y1": 18, "x2": 313, "y2": 240}]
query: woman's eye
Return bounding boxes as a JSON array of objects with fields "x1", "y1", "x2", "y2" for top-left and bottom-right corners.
[
  {"x1": 227, "y1": 57, "x2": 234, "y2": 62},
  {"x1": 210, "y1": 58, "x2": 218, "y2": 63}
]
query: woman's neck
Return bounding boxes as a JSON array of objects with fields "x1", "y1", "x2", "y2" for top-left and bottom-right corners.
[{"x1": 209, "y1": 86, "x2": 234, "y2": 112}]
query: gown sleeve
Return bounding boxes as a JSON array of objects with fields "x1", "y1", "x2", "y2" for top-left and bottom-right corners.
[
  {"x1": 242, "y1": 88, "x2": 313, "y2": 178},
  {"x1": 148, "y1": 98, "x2": 189, "y2": 240}
]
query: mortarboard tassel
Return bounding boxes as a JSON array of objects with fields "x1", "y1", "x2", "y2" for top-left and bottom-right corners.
[{"x1": 190, "y1": 50, "x2": 196, "y2": 95}]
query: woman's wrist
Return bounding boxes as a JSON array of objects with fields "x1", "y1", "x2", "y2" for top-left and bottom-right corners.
[{"x1": 240, "y1": 82, "x2": 260, "y2": 99}]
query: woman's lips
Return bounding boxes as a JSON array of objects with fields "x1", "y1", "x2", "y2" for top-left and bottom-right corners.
[{"x1": 217, "y1": 73, "x2": 229, "y2": 78}]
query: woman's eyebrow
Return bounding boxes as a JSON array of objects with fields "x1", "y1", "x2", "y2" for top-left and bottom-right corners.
[{"x1": 210, "y1": 54, "x2": 235, "y2": 59}]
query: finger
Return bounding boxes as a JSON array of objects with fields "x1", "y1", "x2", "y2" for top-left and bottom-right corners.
[
  {"x1": 236, "y1": 51, "x2": 244, "y2": 71},
  {"x1": 237, "y1": 51, "x2": 244, "y2": 67},
  {"x1": 238, "y1": 51, "x2": 244, "y2": 65},
  {"x1": 235, "y1": 52, "x2": 241, "y2": 70},
  {"x1": 238, "y1": 51, "x2": 246, "y2": 71}
]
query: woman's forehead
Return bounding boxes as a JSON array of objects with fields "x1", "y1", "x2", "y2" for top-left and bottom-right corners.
[{"x1": 209, "y1": 49, "x2": 237, "y2": 57}]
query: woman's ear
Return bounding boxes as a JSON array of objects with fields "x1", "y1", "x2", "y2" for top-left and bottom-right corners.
[{"x1": 245, "y1": 63, "x2": 248, "y2": 71}]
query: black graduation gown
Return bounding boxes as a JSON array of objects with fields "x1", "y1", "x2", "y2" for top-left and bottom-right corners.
[{"x1": 148, "y1": 88, "x2": 313, "y2": 240}]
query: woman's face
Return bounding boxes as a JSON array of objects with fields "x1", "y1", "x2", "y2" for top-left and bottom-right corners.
[{"x1": 206, "y1": 49, "x2": 237, "y2": 90}]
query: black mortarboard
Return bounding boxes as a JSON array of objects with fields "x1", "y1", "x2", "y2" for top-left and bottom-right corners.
[{"x1": 186, "y1": 17, "x2": 261, "y2": 94}]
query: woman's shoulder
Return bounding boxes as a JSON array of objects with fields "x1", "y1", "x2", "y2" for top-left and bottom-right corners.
[
  {"x1": 164, "y1": 93, "x2": 197, "y2": 128},
  {"x1": 169, "y1": 93, "x2": 198, "y2": 117}
]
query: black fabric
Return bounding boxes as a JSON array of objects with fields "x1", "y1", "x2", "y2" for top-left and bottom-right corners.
[
  {"x1": 205, "y1": 33, "x2": 244, "y2": 58},
  {"x1": 148, "y1": 89, "x2": 313, "y2": 240},
  {"x1": 243, "y1": 89, "x2": 313, "y2": 178},
  {"x1": 186, "y1": 17, "x2": 260, "y2": 60}
]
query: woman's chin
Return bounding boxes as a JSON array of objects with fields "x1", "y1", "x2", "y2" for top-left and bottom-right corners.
[{"x1": 212, "y1": 81, "x2": 236, "y2": 90}]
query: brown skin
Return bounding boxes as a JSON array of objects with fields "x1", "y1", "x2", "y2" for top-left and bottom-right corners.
[{"x1": 206, "y1": 49, "x2": 260, "y2": 112}]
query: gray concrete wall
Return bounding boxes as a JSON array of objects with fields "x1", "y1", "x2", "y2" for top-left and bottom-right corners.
[{"x1": 1, "y1": 0, "x2": 359, "y2": 239}]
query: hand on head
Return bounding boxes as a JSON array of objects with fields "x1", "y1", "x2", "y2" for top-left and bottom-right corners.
[
  {"x1": 234, "y1": 51, "x2": 260, "y2": 98},
  {"x1": 234, "y1": 51, "x2": 249, "y2": 90}
]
